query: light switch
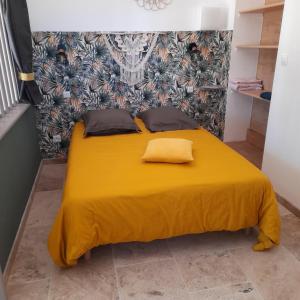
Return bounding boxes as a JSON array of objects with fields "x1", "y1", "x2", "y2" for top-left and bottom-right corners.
[
  {"x1": 281, "y1": 53, "x2": 288, "y2": 66},
  {"x1": 63, "y1": 91, "x2": 71, "y2": 98},
  {"x1": 187, "y1": 86, "x2": 194, "y2": 93},
  {"x1": 53, "y1": 135, "x2": 62, "y2": 143}
]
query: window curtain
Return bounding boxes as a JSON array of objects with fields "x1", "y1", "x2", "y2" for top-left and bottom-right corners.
[{"x1": 2, "y1": 0, "x2": 42, "y2": 105}]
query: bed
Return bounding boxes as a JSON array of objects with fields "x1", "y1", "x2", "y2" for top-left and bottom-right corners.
[{"x1": 48, "y1": 118, "x2": 280, "y2": 267}]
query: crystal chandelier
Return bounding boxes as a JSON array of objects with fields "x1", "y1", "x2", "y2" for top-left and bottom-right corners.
[{"x1": 135, "y1": 0, "x2": 172, "y2": 11}]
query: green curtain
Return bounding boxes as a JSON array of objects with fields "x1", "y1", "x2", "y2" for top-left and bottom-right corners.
[{"x1": 2, "y1": 0, "x2": 42, "y2": 105}]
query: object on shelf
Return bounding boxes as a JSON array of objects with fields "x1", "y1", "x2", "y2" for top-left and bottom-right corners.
[
  {"x1": 229, "y1": 79, "x2": 263, "y2": 92},
  {"x1": 260, "y1": 92, "x2": 272, "y2": 101},
  {"x1": 237, "y1": 89, "x2": 271, "y2": 102}
]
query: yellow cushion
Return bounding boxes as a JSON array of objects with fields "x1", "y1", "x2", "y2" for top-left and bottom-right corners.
[{"x1": 142, "y1": 138, "x2": 193, "y2": 164}]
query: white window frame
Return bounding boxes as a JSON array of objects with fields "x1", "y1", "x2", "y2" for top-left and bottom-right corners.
[
  {"x1": 0, "y1": 1, "x2": 28, "y2": 141},
  {"x1": 0, "y1": 1, "x2": 19, "y2": 117}
]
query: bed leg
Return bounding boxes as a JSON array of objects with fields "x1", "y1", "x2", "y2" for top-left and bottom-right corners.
[
  {"x1": 84, "y1": 250, "x2": 91, "y2": 261},
  {"x1": 244, "y1": 228, "x2": 252, "y2": 236}
]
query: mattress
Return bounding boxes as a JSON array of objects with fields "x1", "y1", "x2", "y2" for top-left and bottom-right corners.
[{"x1": 48, "y1": 119, "x2": 280, "y2": 267}]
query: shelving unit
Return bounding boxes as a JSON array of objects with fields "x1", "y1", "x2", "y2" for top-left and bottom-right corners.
[
  {"x1": 236, "y1": 44, "x2": 278, "y2": 49},
  {"x1": 240, "y1": 2, "x2": 284, "y2": 14},
  {"x1": 238, "y1": 89, "x2": 271, "y2": 103},
  {"x1": 233, "y1": 0, "x2": 285, "y2": 150}
]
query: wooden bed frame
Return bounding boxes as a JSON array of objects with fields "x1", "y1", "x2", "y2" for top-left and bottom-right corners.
[
  {"x1": 84, "y1": 250, "x2": 91, "y2": 261},
  {"x1": 82, "y1": 227, "x2": 253, "y2": 261}
]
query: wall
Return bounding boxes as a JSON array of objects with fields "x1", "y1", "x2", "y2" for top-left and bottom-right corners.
[
  {"x1": 0, "y1": 107, "x2": 41, "y2": 270},
  {"x1": 27, "y1": 0, "x2": 236, "y2": 32},
  {"x1": 33, "y1": 31, "x2": 232, "y2": 158},
  {"x1": 263, "y1": 0, "x2": 300, "y2": 209},
  {"x1": 224, "y1": 0, "x2": 264, "y2": 142},
  {"x1": 27, "y1": 0, "x2": 236, "y2": 157},
  {"x1": 0, "y1": 268, "x2": 6, "y2": 300}
]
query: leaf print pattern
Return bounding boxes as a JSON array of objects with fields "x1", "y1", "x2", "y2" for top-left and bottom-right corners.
[{"x1": 32, "y1": 31, "x2": 232, "y2": 158}]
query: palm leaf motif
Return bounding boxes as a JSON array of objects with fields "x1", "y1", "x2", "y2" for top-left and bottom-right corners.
[
  {"x1": 32, "y1": 30, "x2": 232, "y2": 158},
  {"x1": 155, "y1": 34, "x2": 170, "y2": 62}
]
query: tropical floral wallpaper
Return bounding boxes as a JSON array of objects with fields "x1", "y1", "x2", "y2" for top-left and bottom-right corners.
[{"x1": 32, "y1": 31, "x2": 232, "y2": 158}]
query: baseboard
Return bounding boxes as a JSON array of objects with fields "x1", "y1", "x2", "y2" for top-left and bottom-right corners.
[
  {"x1": 3, "y1": 159, "x2": 44, "y2": 284},
  {"x1": 43, "y1": 158, "x2": 67, "y2": 165},
  {"x1": 277, "y1": 194, "x2": 300, "y2": 218}
]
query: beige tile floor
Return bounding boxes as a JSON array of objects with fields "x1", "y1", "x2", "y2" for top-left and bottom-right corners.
[{"x1": 5, "y1": 162, "x2": 300, "y2": 300}]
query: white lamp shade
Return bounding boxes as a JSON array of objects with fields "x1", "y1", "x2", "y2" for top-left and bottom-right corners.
[{"x1": 201, "y1": 6, "x2": 229, "y2": 30}]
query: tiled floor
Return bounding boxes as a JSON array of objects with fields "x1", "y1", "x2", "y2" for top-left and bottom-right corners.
[{"x1": 5, "y1": 160, "x2": 300, "y2": 300}]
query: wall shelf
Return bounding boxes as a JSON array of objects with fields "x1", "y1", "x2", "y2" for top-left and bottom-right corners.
[
  {"x1": 237, "y1": 89, "x2": 271, "y2": 103},
  {"x1": 240, "y1": 2, "x2": 284, "y2": 14},
  {"x1": 236, "y1": 44, "x2": 278, "y2": 49},
  {"x1": 228, "y1": 1, "x2": 284, "y2": 148},
  {"x1": 199, "y1": 85, "x2": 225, "y2": 90}
]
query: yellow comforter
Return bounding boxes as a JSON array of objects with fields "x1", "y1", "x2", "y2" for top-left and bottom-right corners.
[{"x1": 48, "y1": 119, "x2": 280, "y2": 267}]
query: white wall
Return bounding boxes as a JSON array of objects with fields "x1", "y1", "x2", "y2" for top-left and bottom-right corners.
[
  {"x1": 27, "y1": 0, "x2": 235, "y2": 32},
  {"x1": 262, "y1": 0, "x2": 300, "y2": 209},
  {"x1": 224, "y1": 0, "x2": 264, "y2": 142}
]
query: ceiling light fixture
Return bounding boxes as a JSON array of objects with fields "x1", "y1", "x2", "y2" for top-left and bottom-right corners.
[{"x1": 135, "y1": 0, "x2": 172, "y2": 11}]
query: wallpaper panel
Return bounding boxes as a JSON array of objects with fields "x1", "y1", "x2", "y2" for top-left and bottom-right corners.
[{"x1": 32, "y1": 31, "x2": 232, "y2": 158}]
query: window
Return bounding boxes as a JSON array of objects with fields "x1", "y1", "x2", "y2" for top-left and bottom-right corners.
[{"x1": 0, "y1": 2, "x2": 18, "y2": 116}]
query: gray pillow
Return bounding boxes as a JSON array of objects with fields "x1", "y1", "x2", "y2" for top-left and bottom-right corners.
[
  {"x1": 138, "y1": 106, "x2": 199, "y2": 132},
  {"x1": 83, "y1": 109, "x2": 140, "y2": 137}
]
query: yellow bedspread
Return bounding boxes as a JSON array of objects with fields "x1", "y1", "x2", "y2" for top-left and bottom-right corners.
[{"x1": 48, "y1": 119, "x2": 280, "y2": 267}]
